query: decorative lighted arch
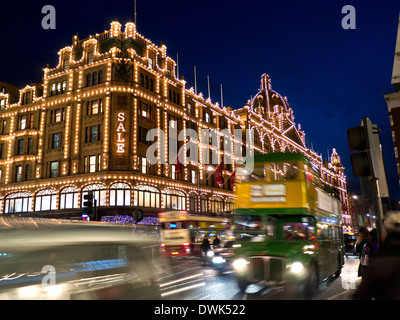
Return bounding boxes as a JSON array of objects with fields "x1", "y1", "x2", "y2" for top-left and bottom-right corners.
[{"x1": 35, "y1": 188, "x2": 57, "y2": 212}]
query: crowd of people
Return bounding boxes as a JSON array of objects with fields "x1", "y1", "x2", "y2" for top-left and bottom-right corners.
[{"x1": 353, "y1": 211, "x2": 400, "y2": 300}]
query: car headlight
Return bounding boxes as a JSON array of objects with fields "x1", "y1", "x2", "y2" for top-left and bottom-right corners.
[
  {"x1": 212, "y1": 256, "x2": 226, "y2": 264},
  {"x1": 290, "y1": 261, "x2": 304, "y2": 274},
  {"x1": 207, "y1": 250, "x2": 215, "y2": 257},
  {"x1": 233, "y1": 258, "x2": 249, "y2": 271}
]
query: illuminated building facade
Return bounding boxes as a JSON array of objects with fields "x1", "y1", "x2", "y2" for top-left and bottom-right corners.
[
  {"x1": 0, "y1": 21, "x2": 347, "y2": 219},
  {"x1": 384, "y1": 12, "x2": 400, "y2": 183}
]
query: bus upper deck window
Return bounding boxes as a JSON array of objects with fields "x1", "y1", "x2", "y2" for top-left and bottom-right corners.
[{"x1": 285, "y1": 165, "x2": 299, "y2": 180}]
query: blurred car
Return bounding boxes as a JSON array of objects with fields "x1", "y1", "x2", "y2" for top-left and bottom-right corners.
[
  {"x1": 206, "y1": 241, "x2": 236, "y2": 273},
  {"x1": 0, "y1": 217, "x2": 162, "y2": 300},
  {"x1": 344, "y1": 233, "x2": 357, "y2": 255}
]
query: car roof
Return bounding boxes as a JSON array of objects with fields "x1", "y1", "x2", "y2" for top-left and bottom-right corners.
[{"x1": 0, "y1": 217, "x2": 153, "y2": 251}]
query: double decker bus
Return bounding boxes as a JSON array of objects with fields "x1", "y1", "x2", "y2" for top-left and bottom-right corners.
[
  {"x1": 232, "y1": 152, "x2": 344, "y2": 297},
  {"x1": 159, "y1": 211, "x2": 231, "y2": 257}
]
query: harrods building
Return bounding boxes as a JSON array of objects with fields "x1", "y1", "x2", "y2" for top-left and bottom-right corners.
[{"x1": 0, "y1": 21, "x2": 348, "y2": 222}]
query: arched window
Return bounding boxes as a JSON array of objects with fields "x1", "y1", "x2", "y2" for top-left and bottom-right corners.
[
  {"x1": 60, "y1": 186, "x2": 78, "y2": 209},
  {"x1": 4, "y1": 192, "x2": 32, "y2": 213},
  {"x1": 189, "y1": 192, "x2": 198, "y2": 212},
  {"x1": 163, "y1": 189, "x2": 185, "y2": 210},
  {"x1": 35, "y1": 189, "x2": 57, "y2": 212},
  {"x1": 110, "y1": 182, "x2": 131, "y2": 206},
  {"x1": 210, "y1": 197, "x2": 224, "y2": 214},
  {"x1": 134, "y1": 185, "x2": 160, "y2": 208},
  {"x1": 200, "y1": 195, "x2": 208, "y2": 213},
  {"x1": 82, "y1": 183, "x2": 106, "y2": 207},
  {"x1": 225, "y1": 199, "x2": 235, "y2": 212}
]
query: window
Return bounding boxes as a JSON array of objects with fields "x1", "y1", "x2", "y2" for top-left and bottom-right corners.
[
  {"x1": 110, "y1": 183, "x2": 131, "y2": 206},
  {"x1": 98, "y1": 70, "x2": 104, "y2": 84},
  {"x1": 89, "y1": 155, "x2": 96, "y2": 173},
  {"x1": 0, "y1": 99, "x2": 4, "y2": 110},
  {"x1": 138, "y1": 127, "x2": 149, "y2": 144},
  {"x1": 25, "y1": 165, "x2": 30, "y2": 181},
  {"x1": 163, "y1": 189, "x2": 186, "y2": 210},
  {"x1": 204, "y1": 112, "x2": 210, "y2": 123},
  {"x1": 4, "y1": 192, "x2": 32, "y2": 213},
  {"x1": 62, "y1": 80, "x2": 67, "y2": 93},
  {"x1": 200, "y1": 195, "x2": 208, "y2": 213},
  {"x1": 141, "y1": 157, "x2": 147, "y2": 174},
  {"x1": 149, "y1": 79, "x2": 154, "y2": 92},
  {"x1": 60, "y1": 186, "x2": 78, "y2": 209},
  {"x1": 55, "y1": 109, "x2": 62, "y2": 122},
  {"x1": 140, "y1": 73, "x2": 144, "y2": 87},
  {"x1": 15, "y1": 166, "x2": 22, "y2": 182},
  {"x1": 82, "y1": 184, "x2": 106, "y2": 207},
  {"x1": 171, "y1": 165, "x2": 176, "y2": 180},
  {"x1": 51, "y1": 84, "x2": 56, "y2": 96},
  {"x1": 1, "y1": 120, "x2": 6, "y2": 135},
  {"x1": 0, "y1": 144, "x2": 4, "y2": 159},
  {"x1": 90, "y1": 126, "x2": 98, "y2": 142},
  {"x1": 57, "y1": 82, "x2": 62, "y2": 95},
  {"x1": 92, "y1": 72, "x2": 98, "y2": 86},
  {"x1": 86, "y1": 73, "x2": 92, "y2": 87},
  {"x1": 52, "y1": 133, "x2": 61, "y2": 149},
  {"x1": 88, "y1": 52, "x2": 94, "y2": 64},
  {"x1": 17, "y1": 139, "x2": 24, "y2": 155},
  {"x1": 64, "y1": 59, "x2": 70, "y2": 71},
  {"x1": 189, "y1": 193, "x2": 197, "y2": 212},
  {"x1": 35, "y1": 189, "x2": 57, "y2": 212},
  {"x1": 210, "y1": 197, "x2": 224, "y2": 214},
  {"x1": 84, "y1": 155, "x2": 101, "y2": 173},
  {"x1": 134, "y1": 185, "x2": 160, "y2": 208},
  {"x1": 86, "y1": 125, "x2": 102, "y2": 143},
  {"x1": 148, "y1": 57, "x2": 153, "y2": 69},
  {"x1": 191, "y1": 170, "x2": 196, "y2": 184},
  {"x1": 50, "y1": 161, "x2": 58, "y2": 178},
  {"x1": 139, "y1": 102, "x2": 151, "y2": 118},
  {"x1": 20, "y1": 115, "x2": 27, "y2": 130}
]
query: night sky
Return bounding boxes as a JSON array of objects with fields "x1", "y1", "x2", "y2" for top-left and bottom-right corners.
[{"x1": 1, "y1": 1, "x2": 399, "y2": 198}]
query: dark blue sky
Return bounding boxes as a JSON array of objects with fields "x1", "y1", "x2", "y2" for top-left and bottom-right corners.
[{"x1": 1, "y1": 1, "x2": 399, "y2": 198}]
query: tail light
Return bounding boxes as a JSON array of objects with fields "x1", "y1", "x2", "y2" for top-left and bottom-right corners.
[
  {"x1": 161, "y1": 243, "x2": 165, "y2": 250},
  {"x1": 183, "y1": 242, "x2": 190, "y2": 249}
]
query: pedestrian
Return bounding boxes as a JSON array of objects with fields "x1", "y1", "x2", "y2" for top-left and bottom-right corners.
[
  {"x1": 369, "y1": 228, "x2": 379, "y2": 256},
  {"x1": 355, "y1": 226, "x2": 371, "y2": 278},
  {"x1": 200, "y1": 235, "x2": 210, "y2": 263},
  {"x1": 354, "y1": 211, "x2": 400, "y2": 300},
  {"x1": 213, "y1": 234, "x2": 221, "y2": 248}
]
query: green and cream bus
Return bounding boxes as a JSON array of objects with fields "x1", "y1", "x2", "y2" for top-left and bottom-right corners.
[{"x1": 232, "y1": 152, "x2": 344, "y2": 297}]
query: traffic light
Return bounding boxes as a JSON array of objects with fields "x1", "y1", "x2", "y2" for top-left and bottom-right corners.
[
  {"x1": 347, "y1": 118, "x2": 379, "y2": 178},
  {"x1": 83, "y1": 191, "x2": 94, "y2": 215}
]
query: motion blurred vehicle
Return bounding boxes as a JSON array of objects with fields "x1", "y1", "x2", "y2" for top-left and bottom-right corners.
[
  {"x1": 159, "y1": 211, "x2": 231, "y2": 257},
  {"x1": 233, "y1": 153, "x2": 344, "y2": 298},
  {"x1": 207, "y1": 240, "x2": 236, "y2": 274},
  {"x1": 0, "y1": 217, "x2": 162, "y2": 300},
  {"x1": 343, "y1": 232, "x2": 357, "y2": 255}
]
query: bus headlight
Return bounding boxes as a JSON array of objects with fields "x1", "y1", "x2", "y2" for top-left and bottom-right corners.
[
  {"x1": 290, "y1": 262, "x2": 304, "y2": 274},
  {"x1": 233, "y1": 258, "x2": 249, "y2": 271}
]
